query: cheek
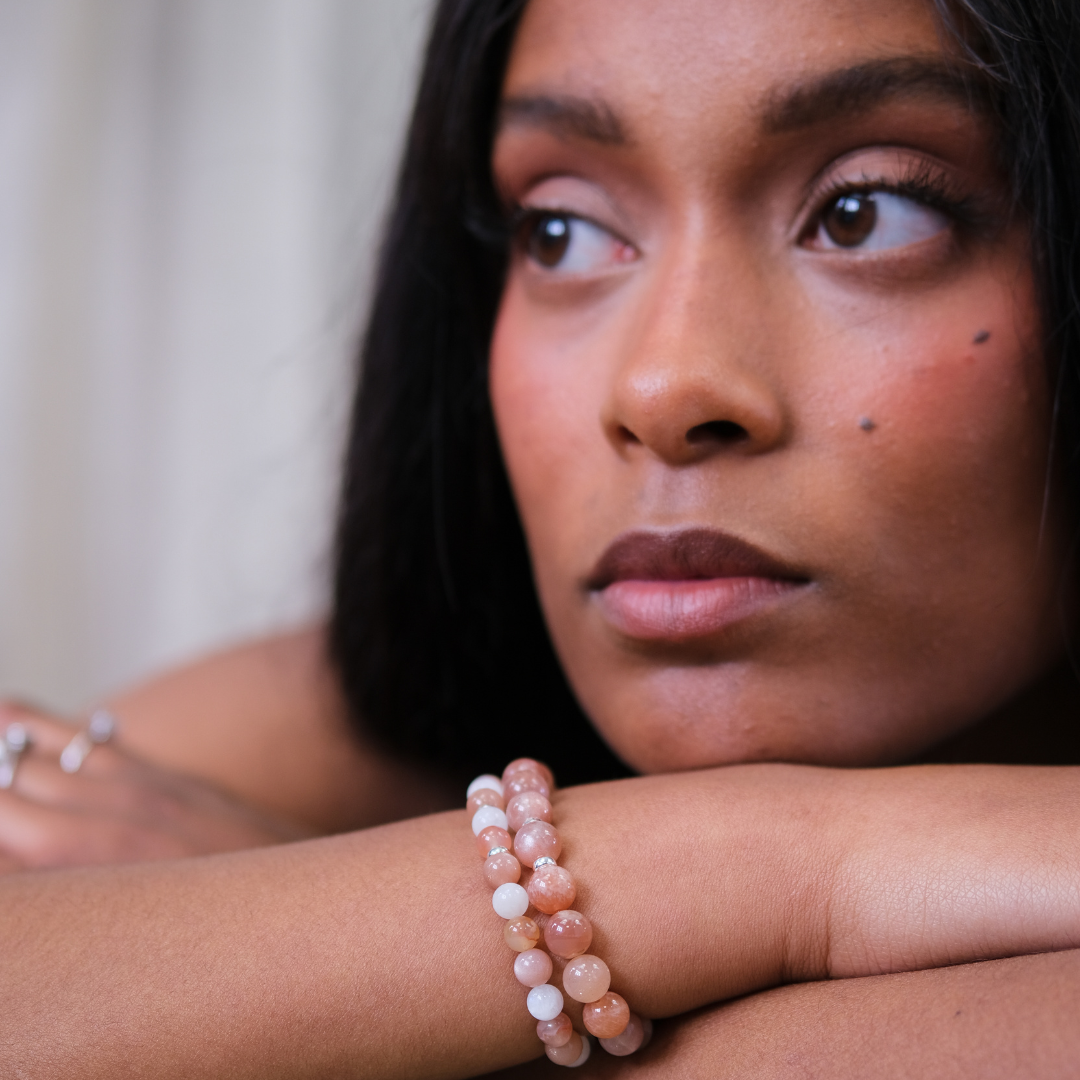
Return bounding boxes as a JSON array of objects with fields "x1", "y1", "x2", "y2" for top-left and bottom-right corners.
[
  {"x1": 824, "y1": 271, "x2": 1048, "y2": 537},
  {"x1": 490, "y1": 281, "x2": 616, "y2": 580}
]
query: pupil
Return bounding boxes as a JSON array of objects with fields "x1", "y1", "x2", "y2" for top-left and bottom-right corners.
[
  {"x1": 530, "y1": 215, "x2": 571, "y2": 267},
  {"x1": 824, "y1": 193, "x2": 877, "y2": 247}
]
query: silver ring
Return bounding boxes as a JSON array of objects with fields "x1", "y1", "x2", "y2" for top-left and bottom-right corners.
[
  {"x1": 0, "y1": 722, "x2": 29, "y2": 790},
  {"x1": 59, "y1": 709, "x2": 117, "y2": 774}
]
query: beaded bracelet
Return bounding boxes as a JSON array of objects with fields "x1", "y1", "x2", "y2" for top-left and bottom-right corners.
[{"x1": 467, "y1": 758, "x2": 652, "y2": 1067}]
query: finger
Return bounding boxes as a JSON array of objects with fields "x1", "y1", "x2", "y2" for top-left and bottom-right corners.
[
  {"x1": 0, "y1": 711, "x2": 129, "y2": 781},
  {"x1": 0, "y1": 791, "x2": 195, "y2": 867}
]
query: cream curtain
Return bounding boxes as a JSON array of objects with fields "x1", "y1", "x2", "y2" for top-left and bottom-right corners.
[{"x1": 0, "y1": 0, "x2": 431, "y2": 711}]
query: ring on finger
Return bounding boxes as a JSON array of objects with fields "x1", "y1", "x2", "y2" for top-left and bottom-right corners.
[
  {"x1": 59, "y1": 709, "x2": 118, "y2": 774},
  {"x1": 0, "y1": 722, "x2": 30, "y2": 790}
]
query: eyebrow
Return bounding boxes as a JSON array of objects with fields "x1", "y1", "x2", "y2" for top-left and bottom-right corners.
[
  {"x1": 498, "y1": 57, "x2": 987, "y2": 153},
  {"x1": 762, "y1": 56, "x2": 987, "y2": 133},
  {"x1": 498, "y1": 94, "x2": 627, "y2": 145}
]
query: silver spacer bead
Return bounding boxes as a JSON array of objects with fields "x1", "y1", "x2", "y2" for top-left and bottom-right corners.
[
  {"x1": 486, "y1": 846, "x2": 509, "y2": 858},
  {"x1": 521, "y1": 817, "x2": 543, "y2": 827},
  {"x1": 533, "y1": 856, "x2": 556, "y2": 870}
]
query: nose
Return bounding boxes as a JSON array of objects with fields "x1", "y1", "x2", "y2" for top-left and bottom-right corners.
[{"x1": 602, "y1": 237, "x2": 787, "y2": 465}]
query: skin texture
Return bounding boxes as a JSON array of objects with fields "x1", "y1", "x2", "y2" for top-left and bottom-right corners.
[
  {"x1": 490, "y1": 0, "x2": 1066, "y2": 774},
  {"x1": 0, "y1": 765, "x2": 1079, "y2": 1079},
  {"x1": 0, "y1": 0, "x2": 1078, "y2": 1076}
]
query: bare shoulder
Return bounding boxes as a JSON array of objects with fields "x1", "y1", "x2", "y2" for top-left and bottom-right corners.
[{"x1": 104, "y1": 627, "x2": 460, "y2": 833}]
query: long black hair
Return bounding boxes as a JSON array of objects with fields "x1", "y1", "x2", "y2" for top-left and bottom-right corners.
[{"x1": 330, "y1": 0, "x2": 1080, "y2": 783}]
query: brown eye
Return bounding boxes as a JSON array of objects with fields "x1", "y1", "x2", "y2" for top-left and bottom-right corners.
[
  {"x1": 822, "y1": 193, "x2": 877, "y2": 247},
  {"x1": 526, "y1": 213, "x2": 571, "y2": 267}
]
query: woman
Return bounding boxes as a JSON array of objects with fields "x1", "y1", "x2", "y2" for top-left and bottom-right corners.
[{"x1": 0, "y1": 0, "x2": 1079, "y2": 1075}]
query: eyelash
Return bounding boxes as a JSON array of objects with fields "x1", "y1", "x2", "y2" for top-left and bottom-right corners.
[
  {"x1": 508, "y1": 163, "x2": 991, "y2": 263},
  {"x1": 806, "y1": 162, "x2": 986, "y2": 238}
]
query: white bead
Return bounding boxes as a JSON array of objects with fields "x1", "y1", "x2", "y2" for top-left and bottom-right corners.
[
  {"x1": 467, "y1": 774, "x2": 504, "y2": 798},
  {"x1": 471, "y1": 805, "x2": 508, "y2": 836},
  {"x1": 567, "y1": 1036, "x2": 591, "y2": 1068},
  {"x1": 526, "y1": 983, "x2": 564, "y2": 1021},
  {"x1": 492, "y1": 882, "x2": 529, "y2": 919}
]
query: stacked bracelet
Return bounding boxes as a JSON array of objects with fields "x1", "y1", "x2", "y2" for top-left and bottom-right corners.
[{"x1": 467, "y1": 758, "x2": 652, "y2": 1067}]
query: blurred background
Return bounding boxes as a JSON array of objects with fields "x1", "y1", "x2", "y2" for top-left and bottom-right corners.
[{"x1": 0, "y1": 0, "x2": 432, "y2": 712}]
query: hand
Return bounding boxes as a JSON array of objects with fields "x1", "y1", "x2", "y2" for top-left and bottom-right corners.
[{"x1": 0, "y1": 702, "x2": 311, "y2": 872}]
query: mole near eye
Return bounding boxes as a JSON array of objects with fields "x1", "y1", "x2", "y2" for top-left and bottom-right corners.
[{"x1": 973, "y1": 329, "x2": 991, "y2": 344}]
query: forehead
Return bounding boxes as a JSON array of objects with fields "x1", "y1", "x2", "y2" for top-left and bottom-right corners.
[{"x1": 503, "y1": 0, "x2": 948, "y2": 132}]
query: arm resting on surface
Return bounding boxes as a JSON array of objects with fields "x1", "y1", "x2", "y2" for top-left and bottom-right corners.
[
  {"x1": 488, "y1": 951, "x2": 1080, "y2": 1079},
  {"x1": 1, "y1": 764, "x2": 1079, "y2": 1078}
]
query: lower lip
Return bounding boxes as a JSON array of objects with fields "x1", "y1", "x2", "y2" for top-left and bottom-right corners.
[{"x1": 593, "y1": 577, "x2": 802, "y2": 641}]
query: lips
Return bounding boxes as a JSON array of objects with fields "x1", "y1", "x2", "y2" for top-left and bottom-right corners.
[{"x1": 587, "y1": 528, "x2": 807, "y2": 641}]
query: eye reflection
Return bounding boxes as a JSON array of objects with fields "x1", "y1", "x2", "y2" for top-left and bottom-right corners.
[
  {"x1": 521, "y1": 211, "x2": 629, "y2": 273},
  {"x1": 528, "y1": 213, "x2": 571, "y2": 267},
  {"x1": 817, "y1": 190, "x2": 948, "y2": 251}
]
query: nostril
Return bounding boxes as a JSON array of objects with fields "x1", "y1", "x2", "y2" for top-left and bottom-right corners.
[
  {"x1": 617, "y1": 424, "x2": 641, "y2": 444},
  {"x1": 686, "y1": 420, "x2": 747, "y2": 444}
]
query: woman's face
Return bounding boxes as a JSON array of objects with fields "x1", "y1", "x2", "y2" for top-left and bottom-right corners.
[{"x1": 489, "y1": 0, "x2": 1065, "y2": 772}]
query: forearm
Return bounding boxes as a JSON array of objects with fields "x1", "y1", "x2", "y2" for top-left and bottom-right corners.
[
  {"x1": 503, "y1": 950, "x2": 1080, "y2": 1079},
  {"x1": 0, "y1": 771, "x2": 817, "y2": 1077},
  {"x1": 2, "y1": 764, "x2": 1077, "y2": 1077}
]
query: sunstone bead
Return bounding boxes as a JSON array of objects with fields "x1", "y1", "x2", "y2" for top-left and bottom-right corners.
[
  {"x1": 492, "y1": 882, "x2": 529, "y2": 919},
  {"x1": 471, "y1": 805, "x2": 508, "y2": 836},
  {"x1": 527, "y1": 864, "x2": 576, "y2": 915},
  {"x1": 504, "y1": 770, "x2": 551, "y2": 800},
  {"x1": 545, "y1": 1032, "x2": 590, "y2": 1067},
  {"x1": 599, "y1": 1013, "x2": 652, "y2": 1056},
  {"x1": 467, "y1": 788, "x2": 504, "y2": 817},
  {"x1": 513, "y1": 948, "x2": 553, "y2": 988},
  {"x1": 502, "y1": 758, "x2": 555, "y2": 790},
  {"x1": 505, "y1": 791, "x2": 552, "y2": 832},
  {"x1": 475, "y1": 826, "x2": 512, "y2": 858},
  {"x1": 562, "y1": 955, "x2": 611, "y2": 1003},
  {"x1": 536, "y1": 1013, "x2": 573, "y2": 1048},
  {"x1": 526, "y1": 983, "x2": 564, "y2": 1021},
  {"x1": 503, "y1": 916, "x2": 541, "y2": 952},
  {"x1": 483, "y1": 851, "x2": 521, "y2": 889},
  {"x1": 513, "y1": 820, "x2": 561, "y2": 865},
  {"x1": 544, "y1": 910, "x2": 593, "y2": 959},
  {"x1": 582, "y1": 992, "x2": 630, "y2": 1038}
]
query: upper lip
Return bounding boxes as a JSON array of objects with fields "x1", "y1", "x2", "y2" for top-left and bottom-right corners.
[{"x1": 586, "y1": 527, "x2": 807, "y2": 590}]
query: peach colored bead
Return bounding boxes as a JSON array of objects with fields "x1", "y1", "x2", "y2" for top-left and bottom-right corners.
[
  {"x1": 475, "y1": 825, "x2": 512, "y2": 858},
  {"x1": 527, "y1": 864, "x2": 576, "y2": 915},
  {"x1": 599, "y1": 1013, "x2": 652, "y2": 1056},
  {"x1": 513, "y1": 948, "x2": 553, "y2": 988},
  {"x1": 536, "y1": 1013, "x2": 573, "y2": 1048},
  {"x1": 583, "y1": 992, "x2": 630, "y2": 1038},
  {"x1": 466, "y1": 788, "x2": 504, "y2": 816},
  {"x1": 502, "y1": 757, "x2": 555, "y2": 790},
  {"x1": 503, "y1": 916, "x2": 541, "y2": 952},
  {"x1": 545, "y1": 1032, "x2": 588, "y2": 1067},
  {"x1": 563, "y1": 955, "x2": 611, "y2": 1003},
  {"x1": 483, "y1": 851, "x2": 521, "y2": 889},
  {"x1": 504, "y1": 770, "x2": 551, "y2": 800},
  {"x1": 513, "y1": 820, "x2": 561, "y2": 865},
  {"x1": 505, "y1": 791, "x2": 552, "y2": 832},
  {"x1": 544, "y1": 910, "x2": 593, "y2": 959}
]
